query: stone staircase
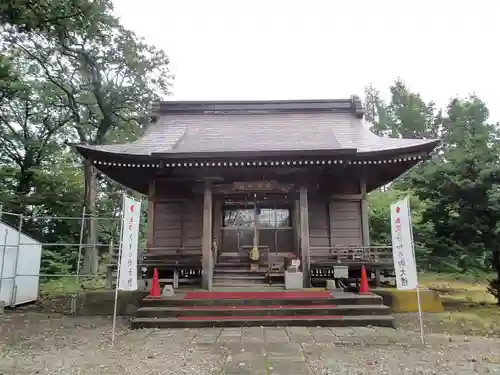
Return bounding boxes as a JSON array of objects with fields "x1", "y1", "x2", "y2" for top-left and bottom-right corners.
[
  {"x1": 212, "y1": 253, "x2": 285, "y2": 287},
  {"x1": 130, "y1": 290, "x2": 395, "y2": 329}
]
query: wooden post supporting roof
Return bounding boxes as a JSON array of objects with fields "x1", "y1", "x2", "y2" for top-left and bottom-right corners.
[
  {"x1": 201, "y1": 181, "x2": 213, "y2": 290},
  {"x1": 360, "y1": 179, "x2": 370, "y2": 246},
  {"x1": 360, "y1": 178, "x2": 379, "y2": 285},
  {"x1": 147, "y1": 180, "x2": 155, "y2": 250},
  {"x1": 299, "y1": 186, "x2": 310, "y2": 287}
]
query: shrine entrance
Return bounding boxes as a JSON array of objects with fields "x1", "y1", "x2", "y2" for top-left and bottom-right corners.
[{"x1": 220, "y1": 194, "x2": 295, "y2": 256}]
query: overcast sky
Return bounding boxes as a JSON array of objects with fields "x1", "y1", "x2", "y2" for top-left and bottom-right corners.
[{"x1": 114, "y1": 0, "x2": 499, "y2": 121}]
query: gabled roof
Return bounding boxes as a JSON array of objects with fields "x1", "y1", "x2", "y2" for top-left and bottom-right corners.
[{"x1": 76, "y1": 97, "x2": 439, "y2": 160}]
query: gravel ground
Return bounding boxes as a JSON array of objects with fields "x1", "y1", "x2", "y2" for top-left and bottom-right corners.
[{"x1": 1, "y1": 312, "x2": 499, "y2": 374}]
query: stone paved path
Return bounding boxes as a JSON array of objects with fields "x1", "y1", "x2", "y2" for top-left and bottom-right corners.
[{"x1": 1, "y1": 314, "x2": 500, "y2": 374}]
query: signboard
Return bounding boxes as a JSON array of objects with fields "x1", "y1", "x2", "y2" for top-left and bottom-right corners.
[
  {"x1": 232, "y1": 180, "x2": 284, "y2": 192},
  {"x1": 390, "y1": 197, "x2": 418, "y2": 290},
  {"x1": 117, "y1": 195, "x2": 141, "y2": 291}
]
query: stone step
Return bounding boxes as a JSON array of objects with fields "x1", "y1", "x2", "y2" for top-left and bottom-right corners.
[
  {"x1": 140, "y1": 294, "x2": 385, "y2": 307},
  {"x1": 214, "y1": 262, "x2": 262, "y2": 269},
  {"x1": 213, "y1": 280, "x2": 269, "y2": 287},
  {"x1": 135, "y1": 304, "x2": 392, "y2": 318},
  {"x1": 130, "y1": 315, "x2": 395, "y2": 329},
  {"x1": 213, "y1": 269, "x2": 268, "y2": 275},
  {"x1": 212, "y1": 282, "x2": 269, "y2": 287},
  {"x1": 213, "y1": 274, "x2": 267, "y2": 280}
]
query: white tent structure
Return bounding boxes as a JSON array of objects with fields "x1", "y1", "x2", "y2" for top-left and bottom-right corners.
[{"x1": 0, "y1": 220, "x2": 43, "y2": 306}]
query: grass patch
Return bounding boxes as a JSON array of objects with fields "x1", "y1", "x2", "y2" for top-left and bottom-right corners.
[
  {"x1": 409, "y1": 272, "x2": 500, "y2": 337},
  {"x1": 432, "y1": 307, "x2": 500, "y2": 337},
  {"x1": 39, "y1": 276, "x2": 107, "y2": 298}
]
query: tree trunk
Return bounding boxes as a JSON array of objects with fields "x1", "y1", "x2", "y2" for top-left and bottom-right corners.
[
  {"x1": 82, "y1": 160, "x2": 99, "y2": 275},
  {"x1": 493, "y1": 249, "x2": 500, "y2": 307}
]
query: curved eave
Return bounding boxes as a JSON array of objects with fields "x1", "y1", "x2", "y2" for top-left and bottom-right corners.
[
  {"x1": 75, "y1": 145, "x2": 155, "y2": 194},
  {"x1": 363, "y1": 158, "x2": 425, "y2": 192},
  {"x1": 355, "y1": 139, "x2": 440, "y2": 159},
  {"x1": 75, "y1": 145, "x2": 154, "y2": 163}
]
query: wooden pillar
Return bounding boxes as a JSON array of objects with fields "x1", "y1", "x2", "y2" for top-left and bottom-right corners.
[
  {"x1": 293, "y1": 199, "x2": 301, "y2": 255},
  {"x1": 299, "y1": 187, "x2": 310, "y2": 287},
  {"x1": 360, "y1": 179, "x2": 379, "y2": 285},
  {"x1": 147, "y1": 180, "x2": 156, "y2": 251},
  {"x1": 360, "y1": 179, "x2": 370, "y2": 247},
  {"x1": 213, "y1": 199, "x2": 223, "y2": 261},
  {"x1": 201, "y1": 182, "x2": 213, "y2": 290},
  {"x1": 328, "y1": 200, "x2": 335, "y2": 248}
]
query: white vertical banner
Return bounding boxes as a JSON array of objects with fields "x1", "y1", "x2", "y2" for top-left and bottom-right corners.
[
  {"x1": 390, "y1": 196, "x2": 424, "y2": 344},
  {"x1": 111, "y1": 194, "x2": 141, "y2": 346},
  {"x1": 117, "y1": 195, "x2": 141, "y2": 290},
  {"x1": 390, "y1": 197, "x2": 418, "y2": 290}
]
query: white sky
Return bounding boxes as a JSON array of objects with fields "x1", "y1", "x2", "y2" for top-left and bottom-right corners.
[{"x1": 114, "y1": 0, "x2": 500, "y2": 121}]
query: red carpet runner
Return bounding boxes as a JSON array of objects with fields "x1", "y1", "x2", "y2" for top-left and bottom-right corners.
[{"x1": 183, "y1": 290, "x2": 333, "y2": 300}]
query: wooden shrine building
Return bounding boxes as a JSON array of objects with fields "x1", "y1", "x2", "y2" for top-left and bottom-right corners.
[{"x1": 76, "y1": 97, "x2": 439, "y2": 290}]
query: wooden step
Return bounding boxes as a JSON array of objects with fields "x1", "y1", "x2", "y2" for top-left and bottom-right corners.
[
  {"x1": 140, "y1": 293, "x2": 385, "y2": 307},
  {"x1": 213, "y1": 274, "x2": 266, "y2": 280},
  {"x1": 130, "y1": 315, "x2": 395, "y2": 329},
  {"x1": 135, "y1": 304, "x2": 392, "y2": 318},
  {"x1": 213, "y1": 269, "x2": 268, "y2": 275}
]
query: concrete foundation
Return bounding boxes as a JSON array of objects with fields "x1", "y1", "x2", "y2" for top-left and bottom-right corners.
[{"x1": 373, "y1": 288, "x2": 444, "y2": 313}]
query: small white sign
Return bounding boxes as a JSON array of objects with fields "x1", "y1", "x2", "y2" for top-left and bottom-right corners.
[
  {"x1": 291, "y1": 259, "x2": 300, "y2": 267},
  {"x1": 333, "y1": 266, "x2": 349, "y2": 279},
  {"x1": 390, "y1": 197, "x2": 418, "y2": 290},
  {"x1": 117, "y1": 195, "x2": 141, "y2": 291}
]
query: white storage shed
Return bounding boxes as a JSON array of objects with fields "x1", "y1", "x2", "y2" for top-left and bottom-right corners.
[{"x1": 0, "y1": 220, "x2": 43, "y2": 306}]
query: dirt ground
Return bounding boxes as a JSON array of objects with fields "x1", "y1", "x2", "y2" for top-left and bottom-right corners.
[{"x1": 1, "y1": 312, "x2": 500, "y2": 374}]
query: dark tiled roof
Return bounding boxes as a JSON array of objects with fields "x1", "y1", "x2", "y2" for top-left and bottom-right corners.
[{"x1": 76, "y1": 98, "x2": 439, "y2": 158}]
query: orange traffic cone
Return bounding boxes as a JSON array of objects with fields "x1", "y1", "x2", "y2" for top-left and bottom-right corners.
[
  {"x1": 359, "y1": 265, "x2": 370, "y2": 294},
  {"x1": 149, "y1": 268, "x2": 161, "y2": 298}
]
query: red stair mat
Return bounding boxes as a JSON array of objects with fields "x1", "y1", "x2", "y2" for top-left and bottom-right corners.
[
  {"x1": 183, "y1": 290, "x2": 333, "y2": 300},
  {"x1": 177, "y1": 315, "x2": 343, "y2": 321},
  {"x1": 180, "y1": 304, "x2": 337, "y2": 310}
]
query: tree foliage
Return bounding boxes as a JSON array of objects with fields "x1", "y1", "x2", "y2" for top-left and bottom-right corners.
[
  {"x1": 365, "y1": 80, "x2": 500, "y2": 304},
  {"x1": 0, "y1": 0, "x2": 172, "y2": 276}
]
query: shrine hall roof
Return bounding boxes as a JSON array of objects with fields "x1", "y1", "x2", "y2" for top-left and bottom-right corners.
[{"x1": 76, "y1": 97, "x2": 439, "y2": 160}]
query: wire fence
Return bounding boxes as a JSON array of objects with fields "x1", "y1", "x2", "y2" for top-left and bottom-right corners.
[{"x1": 0, "y1": 204, "x2": 127, "y2": 309}]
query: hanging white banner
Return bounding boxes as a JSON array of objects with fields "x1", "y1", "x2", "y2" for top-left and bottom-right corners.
[
  {"x1": 117, "y1": 195, "x2": 141, "y2": 291},
  {"x1": 390, "y1": 197, "x2": 418, "y2": 290}
]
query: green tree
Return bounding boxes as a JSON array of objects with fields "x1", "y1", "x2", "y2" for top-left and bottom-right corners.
[
  {"x1": 3, "y1": 1, "x2": 173, "y2": 274},
  {"x1": 411, "y1": 96, "x2": 500, "y2": 302}
]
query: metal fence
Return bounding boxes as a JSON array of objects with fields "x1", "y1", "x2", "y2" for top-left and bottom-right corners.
[{"x1": 0, "y1": 204, "x2": 124, "y2": 308}]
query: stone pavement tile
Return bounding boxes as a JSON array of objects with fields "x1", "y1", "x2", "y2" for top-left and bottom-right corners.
[
  {"x1": 220, "y1": 328, "x2": 244, "y2": 337},
  {"x1": 264, "y1": 327, "x2": 290, "y2": 343},
  {"x1": 191, "y1": 333, "x2": 219, "y2": 344},
  {"x1": 217, "y1": 328, "x2": 242, "y2": 344},
  {"x1": 170, "y1": 328, "x2": 199, "y2": 343},
  {"x1": 225, "y1": 343, "x2": 267, "y2": 361},
  {"x1": 267, "y1": 359, "x2": 313, "y2": 375},
  {"x1": 351, "y1": 327, "x2": 382, "y2": 344},
  {"x1": 190, "y1": 342, "x2": 229, "y2": 355},
  {"x1": 241, "y1": 327, "x2": 265, "y2": 343},
  {"x1": 300, "y1": 343, "x2": 328, "y2": 360},
  {"x1": 265, "y1": 343, "x2": 305, "y2": 361},
  {"x1": 191, "y1": 327, "x2": 221, "y2": 344},
  {"x1": 330, "y1": 327, "x2": 356, "y2": 337},
  {"x1": 222, "y1": 361, "x2": 268, "y2": 375},
  {"x1": 308, "y1": 327, "x2": 341, "y2": 343},
  {"x1": 222, "y1": 343, "x2": 268, "y2": 375},
  {"x1": 198, "y1": 327, "x2": 223, "y2": 336},
  {"x1": 286, "y1": 327, "x2": 316, "y2": 343},
  {"x1": 372, "y1": 326, "x2": 400, "y2": 342}
]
